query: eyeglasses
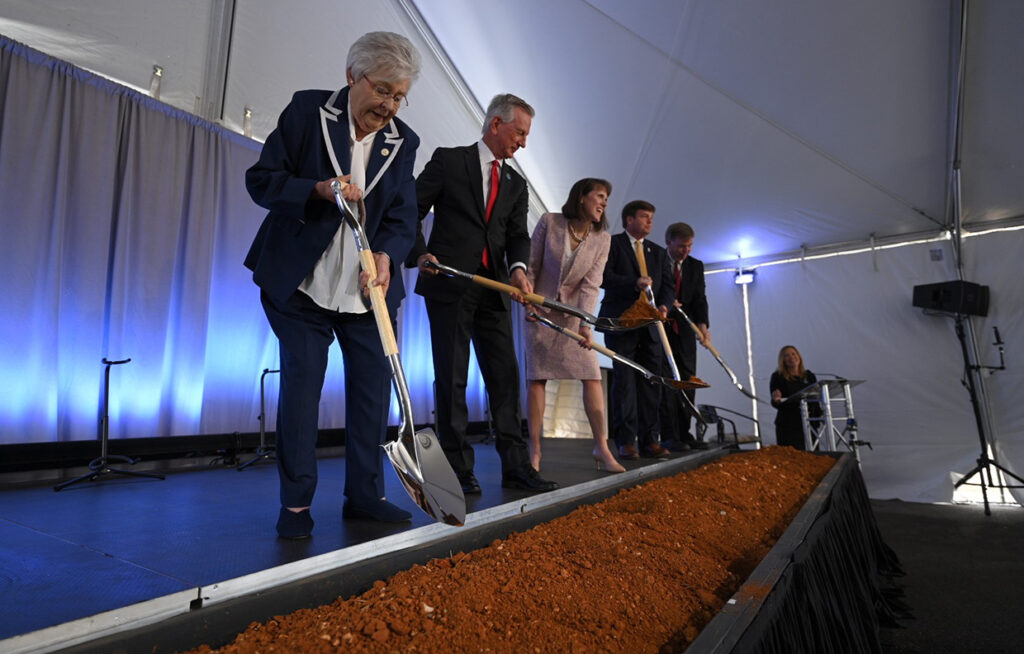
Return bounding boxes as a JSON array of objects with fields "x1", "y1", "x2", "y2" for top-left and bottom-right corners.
[{"x1": 362, "y1": 75, "x2": 408, "y2": 108}]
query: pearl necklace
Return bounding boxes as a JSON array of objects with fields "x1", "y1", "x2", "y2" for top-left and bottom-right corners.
[{"x1": 568, "y1": 221, "x2": 591, "y2": 244}]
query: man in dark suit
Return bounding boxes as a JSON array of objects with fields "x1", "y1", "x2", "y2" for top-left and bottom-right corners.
[
  {"x1": 660, "y1": 222, "x2": 711, "y2": 451},
  {"x1": 599, "y1": 200, "x2": 675, "y2": 460},
  {"x1": 408, "y1": 93, "x2": 557, "y2": 494},
  {"x1": 245, "y1": 32, "x2": 422, "y2": 538}
]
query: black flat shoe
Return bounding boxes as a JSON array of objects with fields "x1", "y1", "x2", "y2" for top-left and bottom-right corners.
[
  {"x1": 276, "y1": 507, "x2": 313, "y2": 539},
  {"x1": 502, "y1": 465, "x2": 558, "y2": 492},
  {"x1": 458, "y1": 471, "x2": 482, "y2": 495}
]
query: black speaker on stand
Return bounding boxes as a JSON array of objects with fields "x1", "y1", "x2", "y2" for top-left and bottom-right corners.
[{"x1": 913, "y1": 280, "x2": 1022, "y2": 514}]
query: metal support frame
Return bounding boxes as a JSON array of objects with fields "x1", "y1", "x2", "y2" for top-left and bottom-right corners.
[{"x1": 800, "y1": 378, "x2": 869, "y2": 465}]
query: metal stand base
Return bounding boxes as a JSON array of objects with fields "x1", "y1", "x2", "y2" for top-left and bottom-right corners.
[
  {"x1": 238, "y1": 368, "x2": 279, "y2": 471},
  {"x1": 54, "y1": 454, "x2": 165, "y2": 491},
  {"x1": 237, "y1": 447, "x2": 276, "y2": 471},
  {"x1": 54, "y1": 358, "x2": 165, "y2": 491},
  {"x1": 954, "y1": 455, "x2": 1024, "y2": 515}
]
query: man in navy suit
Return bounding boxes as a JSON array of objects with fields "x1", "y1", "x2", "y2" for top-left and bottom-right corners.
[
  {"x1": 598, "y1": 200, "x2": 675, "y2": 460},
  {"x1": 408, "y1": 93, "x2": 557, "y2": 494},
  {"x1": 660, "y1": 222, "x2": 711, "y2": 451},
  {"x1": 245, "y1": 32, "x2": 421, "y2": 538}
]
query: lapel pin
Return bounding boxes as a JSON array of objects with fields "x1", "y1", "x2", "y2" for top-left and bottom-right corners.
[
  {"x1": 505, "y1": 173, "x2": 511, "y2": 180},
  {"x1": 381, "y1": 147, "x2": 390, "y2": 156}
]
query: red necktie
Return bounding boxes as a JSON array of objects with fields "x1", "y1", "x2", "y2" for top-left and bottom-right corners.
[
  {"x1": 482, "y1": 160, "x2": 499, "y2": 269},
  {"x1": 673, "y1": 262, "x2": 682, "y2": 334}
]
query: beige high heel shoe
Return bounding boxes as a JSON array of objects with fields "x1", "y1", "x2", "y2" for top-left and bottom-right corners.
[{"x1": 592, "y1": 448, "x2": 626, "y2": 473}]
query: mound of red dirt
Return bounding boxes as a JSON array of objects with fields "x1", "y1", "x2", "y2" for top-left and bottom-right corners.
[{"x1": 189, "y1": 447, "x2": 833, "y2": 653}]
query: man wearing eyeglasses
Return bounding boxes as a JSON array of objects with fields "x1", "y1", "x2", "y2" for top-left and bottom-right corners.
[
  {"x1": 245, "y1": 32, "x2": 422, "y2": 538},
  {"x1": 409, "y1": 94, "x2": 558, "y2": 495}
]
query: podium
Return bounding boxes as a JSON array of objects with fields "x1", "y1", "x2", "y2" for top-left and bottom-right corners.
[{"x1": 790, "y1": 378, "x2": 868, "y2": 463}]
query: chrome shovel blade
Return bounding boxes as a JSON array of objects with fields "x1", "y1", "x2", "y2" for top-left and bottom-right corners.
[{"x1": 384, "y1": 428, "x2": 465, "y2": 526}]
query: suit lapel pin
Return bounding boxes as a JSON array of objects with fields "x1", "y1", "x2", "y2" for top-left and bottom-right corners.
[
  {"x1": 505, "y1": 173, "x2": 511, "y2": 180},
  {"x1": 381, "y1": 147, "x2": 390, "y2": 156}
]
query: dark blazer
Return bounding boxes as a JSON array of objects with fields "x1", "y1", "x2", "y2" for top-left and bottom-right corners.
[
  {"x1": 407, "y1": 144, "x2": 530, "y2": 309},
  {"x1": 667, "y1": 255, "x2": 708, "y2": 370},
  {"x1": 598, "y1": 232, "x2": 675, "y2": 331},
  {"x1": 244, "y1": 87, "x2": 420, "y2": 315},
  {"x1": 770, "y1": 370, "x2": 819, "y2": 428}
]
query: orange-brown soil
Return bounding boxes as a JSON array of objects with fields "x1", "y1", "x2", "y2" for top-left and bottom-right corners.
[{"x1": 189, "y1": 447, "x2": 834, "y2": 653}]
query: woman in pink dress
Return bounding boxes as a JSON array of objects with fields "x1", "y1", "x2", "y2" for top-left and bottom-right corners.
[{"x1": 524, "y1": 178, "x2": 625, "y2": 473}]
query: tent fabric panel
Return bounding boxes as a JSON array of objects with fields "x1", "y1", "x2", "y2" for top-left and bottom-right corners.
[
  {"x1": 671, "y1": 0, "x2": 954, "y2": 222},
  {"x1": 960, "y1": 1, "x2": 1024, "y2": 225},
  {"x1": 0, "y1": 0, "x2": 213, "y2": 109}
]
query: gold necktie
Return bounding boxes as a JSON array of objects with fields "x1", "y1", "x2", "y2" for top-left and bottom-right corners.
[{"x1": 634, "y1": 239, "x2": 648, "y2": 277}]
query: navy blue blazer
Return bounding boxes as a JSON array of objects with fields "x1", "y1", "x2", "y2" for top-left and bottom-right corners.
[
  {"x1": 244, "y1": 87, "x2": 420, "y2": 315},
  {"x1": 599, "y1": 232, "x2": 675, "y2": 323},
  {"x1": 407, "y1": 144, "x2": 530, "y2": 308}
]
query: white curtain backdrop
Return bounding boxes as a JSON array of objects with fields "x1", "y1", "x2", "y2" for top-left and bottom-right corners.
[{"x1": 0, "y1": 36, "x2": 264, "y2": 442}]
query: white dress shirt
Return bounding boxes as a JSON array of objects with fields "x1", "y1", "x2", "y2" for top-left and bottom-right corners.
[{"x1": 298, "y1": 99, "x2": 374, "y2": 313}]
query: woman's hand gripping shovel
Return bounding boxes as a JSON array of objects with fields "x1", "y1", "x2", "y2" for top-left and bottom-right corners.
[{"x1": 331, "y1": 181, "x2": 465, "y2": 526}]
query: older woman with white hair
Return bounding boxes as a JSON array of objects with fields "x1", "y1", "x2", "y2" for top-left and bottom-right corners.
[{"x1": 245, "y1": 31, "x2": 422, "y2": 538}]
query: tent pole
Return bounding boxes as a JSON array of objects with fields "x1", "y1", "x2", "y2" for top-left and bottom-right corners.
[{"x1": 943, "y1": 0, "x2": 1018, "y2": 510}]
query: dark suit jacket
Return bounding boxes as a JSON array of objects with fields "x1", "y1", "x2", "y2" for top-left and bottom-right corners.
[
  {"x1": 770, "y1": 370, "x2": 819, "y2": 428},
  {"x1": 598, "y1": 233, "x2": 675, "y2": 337},
  {"x1": 244, "y1": 87, "x2": 419, "y2": 316},
  {"x1": 407, "y1": 144, "x2": 530, "y2": 309},
  {"x1": 667, "y1": 255, "x2": 708, "y2": 371}
]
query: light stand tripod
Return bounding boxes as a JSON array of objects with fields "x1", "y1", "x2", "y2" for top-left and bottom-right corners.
[
  {"x1": 237, "y1": 368, "x2": 279, "y2": 471},
  {"x1": 951, "y1": 316, "x2": 1021, "y2": 515},
  {"x1": 54, "y1": 358, "x2": 165, "y2": 491}
]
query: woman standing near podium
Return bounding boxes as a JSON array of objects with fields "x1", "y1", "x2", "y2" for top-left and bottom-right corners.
[{"x1": 770, "y1": 345, "x2": 818, "y2": 450}]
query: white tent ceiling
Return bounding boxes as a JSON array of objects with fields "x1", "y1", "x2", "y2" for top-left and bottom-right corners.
[{"x1": 2, "y1": 0, "x2": 1021, "y2": 266}]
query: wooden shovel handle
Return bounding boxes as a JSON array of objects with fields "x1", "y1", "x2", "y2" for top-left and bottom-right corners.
[
  {"x1": 468, "y1": 273, "x2": 546, "y2": 305},
  {"x1": 359, "y1": 250, "x2": 398, "y2": 357}
]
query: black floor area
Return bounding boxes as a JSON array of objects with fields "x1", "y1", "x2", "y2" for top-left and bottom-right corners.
[
  {"x1": 0, "y1": 436, "x2": 667, "y2": 643},
  {"x1": 873, "y1": 498, "x2": 1024, "y2": 654}
]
